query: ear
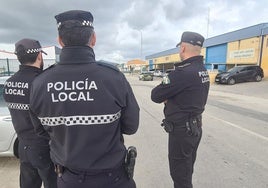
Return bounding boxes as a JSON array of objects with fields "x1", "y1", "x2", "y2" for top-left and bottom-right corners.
[
  {"x1": 37, "y1": 52, "x2": 42, "y2": 61},
  {"x1": 57, "y1": 36, "x2": 65, "y2": 47},
  {"x1": 89, "y1": 32, "x2": 96, "y2": 47}
]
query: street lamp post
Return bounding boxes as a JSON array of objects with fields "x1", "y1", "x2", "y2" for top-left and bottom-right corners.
[{"x1": 139, "y1": 30, "x2": 143, "y2": 60}]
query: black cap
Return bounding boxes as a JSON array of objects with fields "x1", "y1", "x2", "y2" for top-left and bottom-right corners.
[
  {"x1": 176, "y1": 31, "x2": 204, "y2": 47},
  {"x1": 15, "y1": 38, "x2": 47, "y2": 56},
  {"x1": 55, "y1": 10, "x2": 94, "y2": 29}
]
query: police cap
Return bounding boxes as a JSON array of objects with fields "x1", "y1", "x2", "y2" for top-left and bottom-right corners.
[
  {"x1": 15, "y1": 38, "x2": 47, "y2": 57},
  {"x1": 55, "y1": 10, "x2": 94, "y2": 29},
  {"x1": 176, "y1": 31, "x2": 204, "y2": 47}
]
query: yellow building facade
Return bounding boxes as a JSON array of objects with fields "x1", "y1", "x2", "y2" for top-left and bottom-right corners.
[{"x1": 146, "y1": 23, "x2": 268, "y2": 79}]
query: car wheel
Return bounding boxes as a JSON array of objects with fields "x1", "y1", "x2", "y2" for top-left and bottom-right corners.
[
  {"x1": 255, "y1": 75, "x2": 262, "y2": 82},
  {"x1": 227, "y1": 77, "x2": 236, "y2": 85},
  {"x1": 13, "y1": 138, "x2": 19, "y2": 159}
]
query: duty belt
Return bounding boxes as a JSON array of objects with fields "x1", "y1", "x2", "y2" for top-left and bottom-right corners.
[
  {"x1": 173, "y1": 115, "x2": 202, "y2": 127},
  {"x1": 161, "y1": 115, "x2": 202, "y2": 133}
]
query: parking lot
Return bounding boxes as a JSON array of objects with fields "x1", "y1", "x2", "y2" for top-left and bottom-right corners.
[{"x1": 1, "y1": 75, "x2": 268, "y2": 188}]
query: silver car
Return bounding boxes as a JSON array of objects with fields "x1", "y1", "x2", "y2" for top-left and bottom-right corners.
[{"x1": 0, "y1": 76, "x2": 18, "y2": 157}]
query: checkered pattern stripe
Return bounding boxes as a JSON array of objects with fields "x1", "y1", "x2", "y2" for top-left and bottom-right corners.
[
  {"x1": 39, "y1": 111, "x2": 121, "y2": 127},
  {"x1": 57, "y1": 20, "x2": 93, "y2": 28},
  {"x1": 82, "y1": 20, "x2": 93, "y2": 26},
  {"x1": 26, "y1": 48, "x2": 42, "y2": 54},
  {"x1": 7, "y1": 103, "x2": 29, "y2": 110}
]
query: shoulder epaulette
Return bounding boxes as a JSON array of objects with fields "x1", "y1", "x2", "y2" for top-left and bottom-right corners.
[
  {"x1": 176, "y1": 63, "x2": 191, "y2": 68},
  {"x1": 96, "y1": 60, "x2": 119, "y2": 72}
]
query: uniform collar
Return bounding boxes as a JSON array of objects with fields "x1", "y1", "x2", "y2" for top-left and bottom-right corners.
[
  {"x1": 174, "y1": 55, "x2": 203, "y2": 67},
  {"x1": 19, "y1": 65, "x2": 42, "y2": 73},
  {"x1": 59, "y1": 46, "x2": 95, "y2": 64}
]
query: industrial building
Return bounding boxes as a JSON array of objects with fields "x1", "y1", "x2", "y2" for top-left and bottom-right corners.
[{"x1": 145, "y1": 23, "x2": 268, "y2": 78}]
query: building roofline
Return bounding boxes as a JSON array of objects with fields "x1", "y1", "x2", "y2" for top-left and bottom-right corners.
[{"x1": 204, "y1": 22, "x2": 268, "y2": 47}]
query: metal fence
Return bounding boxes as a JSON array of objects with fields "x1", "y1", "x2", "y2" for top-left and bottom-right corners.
[{"x1": 0, "y1": 58, "x2": 57, "y2": 76}]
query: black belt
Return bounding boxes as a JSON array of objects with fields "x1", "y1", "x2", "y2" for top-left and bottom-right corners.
[
  {"x1": 162, "y1": 115, "x2": 202, "y2": 133},
  {"x1": 55, "y1": 164, "x2": 124, "y2": 177},
  {"x1": 172, "y1": 115, "x2": 202, "y2": 127}
]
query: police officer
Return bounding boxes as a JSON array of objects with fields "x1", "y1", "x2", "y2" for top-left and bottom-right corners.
[
  {"x1": 29, "y1": 10, "x2": 140, "y2": 188},
  {"x1": 151, "y1": 31, "x2": 210, "y2": 188},
  {"x1": 3, "y1": 39, "x2": 57, "y2": 188}
]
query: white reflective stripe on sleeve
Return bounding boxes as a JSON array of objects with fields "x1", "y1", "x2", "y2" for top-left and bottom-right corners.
[
  {"x1": 7, "y1": 103, "x2": 29, "y2": 110},
  {"x1": 38, "y1": 111, "x2": 121, "y2": 126}
]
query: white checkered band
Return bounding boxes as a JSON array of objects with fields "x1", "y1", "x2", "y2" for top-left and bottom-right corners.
[
  {"x1": 39, "y1": 111, "x2": 121, "y2": 127},
  {"x1": 57, "y1": 20, "x2": 93, "y2": 28},
  {"x1": 7, "y1": 103, "x2": 29, "y2": 110},
  {"x1": 26, "y1": 48, "x2": 42, "y2": 54},
  {"x1": 82, "y1": 20, "x2": 93, "y2": 27}
]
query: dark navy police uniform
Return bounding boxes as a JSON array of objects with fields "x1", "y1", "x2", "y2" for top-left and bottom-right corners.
[
  {"x1": 4, "y1": 65, "x2": 57, "y2": 188},
  {"x1": 29, "y1": 46, "x2": 139, "y2": 187},
  {"x1": 151, "y1": 55, "x2": 210, "y2": 188}
]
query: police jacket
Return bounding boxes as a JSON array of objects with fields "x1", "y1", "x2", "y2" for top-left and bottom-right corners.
[
  {"x1": 29, "y1": 46, "x2": 140, "y2": 171},
  {"x1": 3, "y1": 65, "x2": 47, "y2": 143},
  {"x1": 151, "y1": 55, "x2": 210, "y2": 122}
]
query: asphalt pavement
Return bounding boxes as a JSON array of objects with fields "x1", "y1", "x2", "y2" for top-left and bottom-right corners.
[{"x1": 0, "y1": 74, "x2": 267, "y2": 188}]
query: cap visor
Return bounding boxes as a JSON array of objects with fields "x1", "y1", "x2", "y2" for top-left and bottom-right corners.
[
  {"x1": 41, "y1": 50, "x2": 47, "y2": 55},
  {"x1": 176, "y1": 42, "x2": 181, "y2": 47}
]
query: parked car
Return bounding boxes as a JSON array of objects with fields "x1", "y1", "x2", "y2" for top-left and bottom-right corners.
[
  {"x1": 163, "y1": 69, "x2": 175, "y2": 76},
  {"x1": 153, "y1": 70, "x2": 164, "y2": 77},
  {"x1": 139, "y1": 71, "x2": 154, "y2": 81},
  {"x1": 215, "y1": 65, "x2": 264, "y2": 85},
  {"x1": 0, "y1": 76, "x2": 18, "y2": 157}
]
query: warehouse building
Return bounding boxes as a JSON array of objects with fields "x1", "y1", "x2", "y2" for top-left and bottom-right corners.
[{"x1": 145, "y1": 23, "x2": 268, "y2": 78}]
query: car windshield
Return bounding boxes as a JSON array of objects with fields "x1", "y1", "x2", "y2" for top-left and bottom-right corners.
[{"x1": 227, "y1": 66, "x2": 244, "y2": 73}]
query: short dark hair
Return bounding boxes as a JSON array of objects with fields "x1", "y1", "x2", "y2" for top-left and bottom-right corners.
[
  {"x1": 58, "y1": 20, "x2": 94, "y2": 46},
  {"x1": 16, "y1": 45, "x2": 39, "y2": 64}
]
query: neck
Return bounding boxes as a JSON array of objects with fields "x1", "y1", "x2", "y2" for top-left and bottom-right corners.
[{"x1": 24, "y1": 62, "x2": 40, "y2": 69}]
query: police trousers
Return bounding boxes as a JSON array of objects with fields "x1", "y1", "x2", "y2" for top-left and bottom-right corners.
[
  {"x1": 168, "y1": 124, "x2": 202, "y2": 188},
  {"x1": 18, "y1": 139, "x2": 57, "y2": 188},
  {"x1": 57, "y1": 166, "x2": 136, "y2": 188}
]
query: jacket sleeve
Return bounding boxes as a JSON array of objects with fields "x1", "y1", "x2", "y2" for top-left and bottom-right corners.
[
  {"x1": 29, "y1": 84, "x2": 50, "y2": 140},
  {"x1": 120, "y1": 78, "x2": 140, "y2": 135},
  {"x1": 151, "y1": 71, "x2": 187, "y2": 103},
  {"x1": 29, "y1": 108, "x2": 50, "y2": 140}
]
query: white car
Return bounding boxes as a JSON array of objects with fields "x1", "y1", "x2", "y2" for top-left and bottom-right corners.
[
  {"x1": 153, "y1": 70, "x2": 164, "y2": 77},
  {"x1": 0, "y1": 76, "x2": 18, "y2": 157}
]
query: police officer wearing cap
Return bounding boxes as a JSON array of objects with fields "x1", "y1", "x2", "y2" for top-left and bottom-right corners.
[
  {"x1": 3, "y1": 39, "x2": 57, "y2": 188},
  {"x1": 151, "y1": 31, "x2": 210, "y2": 188},
  {"x1": 29, "y1": 10, "x2": 139, "y2": 188}
]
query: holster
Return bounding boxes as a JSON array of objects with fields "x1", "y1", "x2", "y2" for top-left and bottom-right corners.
[
  {"x1": 186, "y1": 115, "x2": 202, "y2": 137},
  {"x1": 161, "y1": 119, "x2": 174, "y2": 133},
  {"x1": 124, "y1": 146, "x2": 137, "y2": 179}
]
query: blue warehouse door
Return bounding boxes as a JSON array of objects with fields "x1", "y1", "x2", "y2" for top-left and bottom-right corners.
[
  {"x1": 206, "y1": 44, "x2": 227, "y2": 71},
  {"x1": 149, "y1": 60, "x2": 154, "y2": 70}
]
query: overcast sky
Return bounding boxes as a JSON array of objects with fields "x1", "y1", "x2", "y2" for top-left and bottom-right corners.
[{"x1": 0, "y1": 0, "x2": 268, "y2": 63}]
